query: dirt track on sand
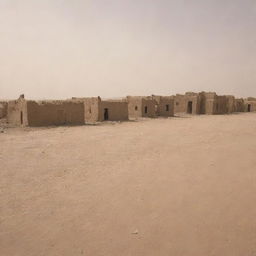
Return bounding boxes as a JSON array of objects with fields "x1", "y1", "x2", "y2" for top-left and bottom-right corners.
[{"x1": 1, "y1": 113, "x2": 256, "y2": 256}]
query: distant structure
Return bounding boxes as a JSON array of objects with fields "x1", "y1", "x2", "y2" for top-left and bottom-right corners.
[
  {"x1": 0, "y1": 101, "x2": 8, "y2": 119},
  {"x1": 7, "y1": 95, "x2": 84, "y2": 126},
  {"x1": 152, "y1": 95, "x2": 175, "y2": 117},
  {"x1": 2, "y1": 92, "x2": 256, "y2": 127},
  {"x1": 173, "y1": 92, "x2": 250, "y2": 115},
  {"x1": 72, "y1": 97, "x2": 129, "y2": 123},
  {"x1": 127, "y1": 96, "x2": 156, "y2": 119},
  {"x1": 245, "y1": 98, "x2": 256, "y2": 112}
]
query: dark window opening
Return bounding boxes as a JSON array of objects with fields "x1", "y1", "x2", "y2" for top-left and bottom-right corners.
[
  {"x1": 248, "y1": 104, "x2": 251, "y2": 112},
  {"x1": 166, "y1": 105, "x2": 169, "y2": 111},
  {"x1": 144, "y1": 106, "x2": 148, "y2": 114},
  {"x1": 89, "y1": 107, "x2": 92, "y2": 114},
  {"x1": 135, "y1": 106, "x2": 138, "y2": 111},
  {"x1": 20, "y1": 111, "x2": 23, "y2": 125},
  {"x1": 176, "y1": 102, "x2": 179, "y2": 106},
  {"x1": 187, "y1": 101, "x2": 193, "y2": 114},
  {"x1": 104, "y1": 108, "x2": 109, "y2": 120}
]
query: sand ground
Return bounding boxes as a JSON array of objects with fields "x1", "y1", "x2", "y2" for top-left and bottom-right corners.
[{"x1": 1, "y1": 113, "x2": 256, "y2": 256}]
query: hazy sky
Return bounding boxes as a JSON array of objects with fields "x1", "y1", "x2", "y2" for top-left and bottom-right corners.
[{"x1": 0, "y1": 0, "x2": 255, "y2": 99}]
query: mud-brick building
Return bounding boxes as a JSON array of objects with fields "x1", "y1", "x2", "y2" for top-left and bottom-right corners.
[
  {"x1": 152, "y1": 95, "x2": 174, "y2": 117},
  {"x1": 234, "y1": 98, "x2": 245, "y2": 112},
  {"x1": 7, "y1": 95, "x2": 84, "y2": 126},
  {"x1": 174, "y1": 92, "x2": 201, "y2": 114},
  {"x1": 174, "y1": 92, "x2": 234, "y2": 115},
  {"x1": 126, "y1": 96, "x2": 157, "y2": 119},
  {"x1": 244, "y1": 98, "x2": 256, "y2": 112},
  {"x1": 199, "y1": 92, "x2": 229, "y2": 115},
  {"x1": 73, "y1": 97, "x2": 129, "y2": 123},
  {"x1": 226, "y1": 95, "x2": 236, "y2": 113},
  {"x1": 0, "y1": 101, "x2": 8, "y2": 119}
]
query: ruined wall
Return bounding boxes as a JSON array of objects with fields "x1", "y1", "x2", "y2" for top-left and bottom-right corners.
[
  {"x1": 72, "y1": 97, "x2": 100, "y2": 123},
  {"x1": 127, "y1": 96, "x2": 143, "y2": 119},
  {"x1": 157, "y1": 96, "x2": 174, "y2": 117},
  {"x1": 174, "y1": 93, "x2": 199, "y2": 114},
  {"x1": 234, "y1": 99, "x2": 245, "y2": 112},
  {"x1": 83, "y1": 97, "x2": 100, "y2": 123},
  {"x1": 127, "y1": 96, "x2": 156, "y2": 119},
  {"x1": 99, "y1": 100, "x2": 129, "y2": 121},
  {"x1": 203, "y1": 92, "x2": 217, "y2": 114},
  {"x1": 141, "y1": 98, "x2": 156, "y2": 118},
  {"x1": 7, "y1": 98, "x2": 28, "y2": 126},
  {"x1": 244, "y1": 100, "x2": 256, "y2": 112},
  {"x1": 213, "y1": 96, "x2": 229, "y2": 114},
  {"x1": 226, "y1": 96, "x2": 236, "y2": 113},
  {"x1": 26, "y1": 100, "x2": 84, "y2": 126},
  {"x1": 0, "y1": 101, "x2": 8, "y2": 119}
]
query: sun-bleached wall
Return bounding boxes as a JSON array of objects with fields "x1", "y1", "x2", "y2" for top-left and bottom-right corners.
[
  {"x1": 7, "y1": 97, "x2": 28, "y2": 126},
  {"x1": 0, "y1": 101, "x2": 8, "y2": 119},
  {"x1": 99, "y1": 100, "x2": 129, "y2": 121},
  {"x1": 26, "y1": 100, "x2": 84, "y2": 126}
]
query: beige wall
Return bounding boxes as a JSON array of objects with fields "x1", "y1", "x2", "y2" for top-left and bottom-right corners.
[
  {"x1": 127, "y1": 96, "x2": 143, "y2": 119},
  {"x1": 213, "y1": 96, "x2": 228, "y2": 114},
  {"x1": 26, "y1": 100, "x2": 84, "y2": 126},
  {"x1": 157, "y1": 96, "x2": 174, "y2": 117},
  {"x1": 141, "y1": 98, "x2": 156, "y2": 118},
  {"x1": 234, "y1": 99, "x2": 245, "y2": 112},
  {"x1": 244, "y1": 100, "x2": 256, "y2": 112},
  {"x1": 0, "y1": 102, "x2": 8, "y2": 118},
  {"x1": 174, "y1": 93, "x2": 199, "y2": 114},
  {"x1": 99, "y1": 100, "x2": 129, "y2": 121},
  {"x1": 127, "y1": 96, "x2": 156, "y2": 119},
  {"x1": 83, "y1": 97, "x2": 100, "y2": 123},
  {"x1": 7, "y1": 98, "x2": 28, "y2": 126},
  {"x1": 226, "y1": 96, "x2": 236, "y2": 113}
]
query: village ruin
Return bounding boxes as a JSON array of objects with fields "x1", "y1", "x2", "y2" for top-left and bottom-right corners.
[{"x1": 0, "y1": 92, "x2": 255, "y2": 127}]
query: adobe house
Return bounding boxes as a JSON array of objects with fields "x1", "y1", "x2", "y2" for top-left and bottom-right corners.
[
  {"x1": 0, "y1": 101, "x2": 8, "y2": 119},
  {"x1": 73, "y1": 97, "x2": 129, "y2": 123},
  {"x1": 174, "y1": 92, "x2": 200, "y2": 114},
  {"x1": 126, "y1": 96, "x2": 156, "y2": 119},
  {"x1": 244, "y1": 98, "x2": 256, "y2": 112},
  {"x1": 226, "y1": 95, "x2": 236, "y2": 113},
  {"x1": 234, "y1": 98, "x2": 245, "y2": 112},
  {"x1": 198, "y1": 92, "x2": 230, "y2": 115},
  {"x1": 152, "y1": 95, "x2": 174, "y2": 117},
  {"x1": 100, "y1": 98, "x2": 129, "y2": 121},
  {"x1": 174, "y1": 92, "x2": 235, "y2": 115},
  {"x1": 7, "y1": 95, "x2": 84, "y2": 127}
]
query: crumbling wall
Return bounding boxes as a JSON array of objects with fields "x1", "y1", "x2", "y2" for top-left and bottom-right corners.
[
  {"x1": 141, "y1": 97, "x2": 156, "y2": 118},
  {"x1": 7, "y1": 97, "x2": 28, "y2": 126},
  {"x1": 234, "y1": 99, "x2": 245, "y2": 112},
  {"x1": 26, "y1": 100, "x2": 84, "y2": 126},
  {"x1": 226, "y1": 96, "x2": 236, "y2": 113},
  {"x1": 244, "y1": 100, "x2": 256, "y2": 112},
  {"x1": 213, "y1": 96, "x2": 228, "y2": 114},
  {"x1": 72, "y1": 97, "x2": 100, "y2": 123},
  {"x1": 127, "y1": 96, "x2": 156, "y2": 118},
  {"x1": 157, "y1": 96, "x2": 174, "y2": 117},
  {"x1": 99, "y1": 100, "x2": 129, "y2": 121},
  {"x1": 174, "y1": 93, "x2": 199, "y2": 114},
  {"x1": 127, "y1": 96, "x2": 143, "y2": 119},
  {"x1": 0, "y1": 101, "x2": 8, "y2": 119}
]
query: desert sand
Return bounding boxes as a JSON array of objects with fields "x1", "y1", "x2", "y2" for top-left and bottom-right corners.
[{"x1": 1, "y1": 113, "x2": 256, "y2": 256}]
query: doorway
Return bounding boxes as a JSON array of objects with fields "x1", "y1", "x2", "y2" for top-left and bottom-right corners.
[
  {"x1": 20, "y1": 111, "x2": 23, "y2": 125},
  {"x1": 248, "y1": 104, "x2": 251, "y2": 112},
  {"x1": 187, "y1": 101, "x2": 193, "y2": 114},
  {"x1": 144, "y1": 106, "x2": 148, "y2": 114},
  {"x1": 104, "y1": 108, "x2": 109, "y2": 120}
]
